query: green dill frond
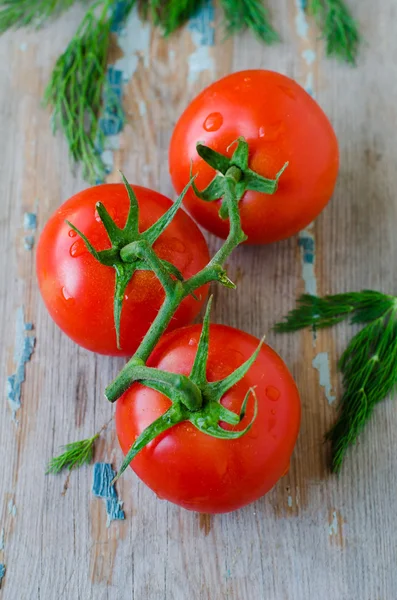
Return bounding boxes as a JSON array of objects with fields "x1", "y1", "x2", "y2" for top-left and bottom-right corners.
[
  {"x1": 221, "y1": 0, "x2": 279, "y2": 44},
  {"x1": 274, "y1": 291, "x2": 396, "y2": 332},
  {"x1": 43, "y1": 0, "x2": 135, "y2": 184},
  {"x1": 46, "y1": 434, "x2": 99, "y2": 474},
  {"x1": 275, "y1": 291, "x2": 397, "y2": 472},
  {"x1": 143, "y1": 0, "x2": 207, "y2": 36},
  {"x1": 307, "y1": 0, "x2": 360, "y2": 65},
  {"x1": 0, "y1": 0, "x2": 80, "y2": 33}
]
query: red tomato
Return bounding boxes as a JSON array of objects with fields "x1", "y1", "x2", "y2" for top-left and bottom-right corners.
[
  {"x1": 169, "y1": 70, "x2": 339, "y2": 244},
  {"x1": 116, "y1": 324, "x2": 301, "y2": 513},
  {"x1": 36, "y1": 184, "x2": 210, "y2": 355}
]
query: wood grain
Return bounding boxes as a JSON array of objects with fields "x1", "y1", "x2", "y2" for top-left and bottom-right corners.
[{"x1": 1, "y1": 2, "x2": 397, "y2": 599}]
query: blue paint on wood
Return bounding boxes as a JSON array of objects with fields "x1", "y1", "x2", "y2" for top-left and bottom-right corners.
[
  {"x1": 298, "y1": 228, "x2": 317, "y2": 296},
  {"x1": 23, "y1": 211, "x2": 37, "y2": 251},
  {"x1": 23, "y1": 212, "x2": 37, "y2": 231},
  {"x1": 298, "y1": 234, "x2": 315, "y2": 264},
  {"x1": 6, "y1": 307, "x2": 35, "y2": 421},
  {"x1": 188, "y1": 0, "x2": 215, "y2": 46},
  {"x1": 110, "y1": 0, "x2": 133, "y2": 33},
  {"x1": 7, "y1": 501, "x2": 16, "y2": 517},
  {"x1": 24, "y1": 235, "x2": 35, "y2": 251},
  {"x1": 98, "y1": 67, "x2": 124, "y2": 139},
  {"x1": 96, "y1": 1, "x2": 134, "y2": 183},
  {"x1": 0, "y1": 528, "x2": 4, "y2": 551},
  {"x1": 0, "y1": 564, "x2": 5, "y2": 585},
  {"x1": 92, "y1": 463, "x2": 125, "y2": 527}
]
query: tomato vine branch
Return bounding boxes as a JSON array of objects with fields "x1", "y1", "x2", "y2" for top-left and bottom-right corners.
[{"x1": 61, "y1": 137, "x2": 284, "y2": 480}]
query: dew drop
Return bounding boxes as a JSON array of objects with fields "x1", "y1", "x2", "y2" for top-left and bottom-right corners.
[
  {"x1": 258, "y1": 126, "x2": 265, "y2": 138},
  {"x1": 266, "y1": 385, "x2": 280, "y2": 401},
  {"x1": 188, "y1": 338, "x2": 197, "y2": 346},
  {"x1": 203, "y1": 112, "x2": 223, "y2": 133},
  {"x1": 278, "y1": 84, "x2": 297, "y2": 100},
  {"x1": 268, "y1": 417, "x2": 277, "y2": 432},
  {"x1": 62, "y1": 286, "x2": 73, "y2": 301},
  {"x1": 70, "y1": 240, "x2": 88, "y2": 258},
  {"x1": 68, "y1": 229, "x2": 77, "y2": 238}
]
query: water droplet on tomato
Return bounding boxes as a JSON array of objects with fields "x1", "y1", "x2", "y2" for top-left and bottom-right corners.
[
  {"x1": 264, "y1": 121, "x2": 285, "y2": 142},
  {"x1": 258, "y1": 126, "x2": 265, "y2": 138},
  {"x1": 268, "y1": 417, "x2": 277, "y2": 432},
  {"x1": 188, "y1": 338, "x2": 197, "y2": 346},
  {"x1": 62, "y1": 286, "x2": 73, "y2": 301},
  {"x1": 278, "y1": 84, "x2": 297, "y2": 100},
  {"x1": 124, "y1": 294, "x2": 129, "y2": 300},
  {"x1": 70, "y1": 240, "x2": 88, "y2": 258},
  {"x1": 266, "y1": 386, "x2": 280, "y2": 401},
  {"x1": 94, "y1": 208, "x2": 101, "y2": 222},
  {"x1": 68, "y1": 230, "x2": 77, "y2": 238},
  {"x1": 203, "y1": 112, "x2": 223, "y2": 132}
]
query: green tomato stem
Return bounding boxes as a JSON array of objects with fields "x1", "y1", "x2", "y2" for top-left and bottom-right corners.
[{"x1": 105, "y1": 167, "x2": 247, "y2": 404}]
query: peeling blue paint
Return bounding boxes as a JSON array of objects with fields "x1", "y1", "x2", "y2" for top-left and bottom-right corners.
[
  {"x1": 23, "y1": 212, "x2": 37, "y2": 231},
  {"x1": 92, "y1": 463, "x2": 125, "y2": 527},
  {"x1": 7, "y1": 501, "x2": 16, "y2": 518},
  {"x1": 188, "y1": 0, "x2": 215, "y2": 46},
  {"x1": 24, "y1": 235, "x2": 35, "y2": 251},
  {"x1": 294, "y1": 0, "x2": 309, "y2": 39},
  {"x1": 312, "y1": 352, "x2": 336, "y2": 404},
  {"x1": 187, "y1": 0, "x2": 215, "y2": 84},
  {"x1": 6, "y1": 307, "x2": 35, "y2": 422},
  {"x1": 298, "y1": 227, "x2": 317, "y2": 296},
  {"x1": 97, "y1": 4, "x2": 150, "y2": 181},
  {"x1": 0, "y1": 528, "x2": 4, "y2": 551},
  {"x1": 23, "y1": 211, "x2": 37, "y2": 251},
  {"x1": 0, "y1": 564, "x2": 5, "y2": 585}
]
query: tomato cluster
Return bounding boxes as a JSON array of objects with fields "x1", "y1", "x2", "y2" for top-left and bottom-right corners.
[{"x1": 38, "y1": 71, "x2": 339, "y2": 513}]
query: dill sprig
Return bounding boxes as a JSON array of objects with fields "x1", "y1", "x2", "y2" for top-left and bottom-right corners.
[
  {"x1": 0, "y1": 0, "x2": 80, "y2": 33},
  {"x1": 43, "y1": 0, "x2": 135, "y2": 184},
  {"x1": 307, "y1": 0, "x2": 360, "y2": 65},
  {"x1": 221, "y1": 0, "x2": 279, "y2": 44},
  {"x1": 141, "y1": 0, "x2": 207, "y2": 36},
  {"x1": 275, "y1": 291, "x2": 397, "y2": 472},
  {"x1": 46, "y1": 433, "x2": 99, "y2": 474}
]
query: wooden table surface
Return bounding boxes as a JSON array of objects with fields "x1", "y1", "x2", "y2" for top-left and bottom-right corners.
[{"x1": 1, "y1": 2, "x2": 397, "y2": 599}]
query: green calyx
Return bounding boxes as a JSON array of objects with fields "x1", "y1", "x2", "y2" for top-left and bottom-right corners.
[
  {"x1": 113, "y1": 297, "x2": 262, "y2": 482},
  {"x1": 67, "y1": 174, "x2": 193, "y2": 349},
  {"x1": 191, "y1": 137, "x2": 288, "y2": 219}
]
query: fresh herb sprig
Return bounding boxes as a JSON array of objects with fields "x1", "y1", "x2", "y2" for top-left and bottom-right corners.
[
  {"x1": 46, "y1": 433, "x2": 99, "y2": 474},
  {"x1": 307, "y1": 0, "x2": 360, "y2": 65},
  {"x1": 43, "y1": 0, "x2": 135, "y2": 184},
  {"x1": 0, "y1": 0, "x2": 79, "y2": 33},
  {"x1": 275, "y1": 291, "x2": 397, "y2": 472},
  {"x1": 221, "y1": 0, "x2": 279, "y2": 44}
]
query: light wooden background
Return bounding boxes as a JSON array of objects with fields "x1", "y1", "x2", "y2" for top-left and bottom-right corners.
[{"x1": 1, "y1": 1, "x2": 397, "y2": 599}]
